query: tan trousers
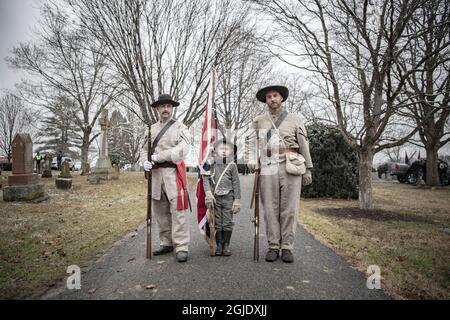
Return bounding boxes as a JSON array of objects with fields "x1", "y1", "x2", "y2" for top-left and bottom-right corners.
[
  {"x1": 152, "y1": 183, "x2": 190, "y2": 253},
  {"x1": 260, "y1": 162, "x2": 302, "y2": 250}
]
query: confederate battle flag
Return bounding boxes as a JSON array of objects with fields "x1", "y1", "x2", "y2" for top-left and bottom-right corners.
[{"x1": 196, "y1": 68, "x2": 218, "y2": 238}]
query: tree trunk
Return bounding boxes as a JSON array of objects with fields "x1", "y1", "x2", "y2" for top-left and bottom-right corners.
[
  {"x1": 358, "y1": 148, "x2": 375, "y2": 210},
  {"x1": 80, "y1": 132, "x2": 90, "y2": 176},
  {"x1": 425, "y1": 144, "x2": 440, "y2": 186}
]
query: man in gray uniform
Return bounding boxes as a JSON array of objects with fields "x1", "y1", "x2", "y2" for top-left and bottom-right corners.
[
  {"x1": 203, "y1": 139, "x2": 241, "y2": 256},
  {"x1": 246, "y1": 85, "x2": 313, "y2": 263},
  {"x1": 143, "y1": 94, "x2": 191, "y2": 263}
]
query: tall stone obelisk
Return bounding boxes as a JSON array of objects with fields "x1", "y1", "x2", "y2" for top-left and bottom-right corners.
[{"x1": 91, "y1": 109, "x2": 118, "y2": 180}]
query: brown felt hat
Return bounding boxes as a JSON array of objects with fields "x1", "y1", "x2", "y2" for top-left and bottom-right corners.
[
  {"x1": 151, "y1": 94, "x2": 180, "y2": 108},
  {"x1": 256, "y1": 85, "x2": 289, "y2": 103}
]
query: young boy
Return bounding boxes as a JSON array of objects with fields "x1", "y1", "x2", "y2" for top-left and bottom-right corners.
[{"x1": 203, "y1": 139, "x2": 241, "y2": 256}]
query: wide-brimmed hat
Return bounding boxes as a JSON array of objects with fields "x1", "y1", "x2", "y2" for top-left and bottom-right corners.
[
  {"x1": 256, "y1": 85, "x2": 289, "y2": 103},
  {"x1": 151, "y1": 94, "x2": 180, "y2": 108}
]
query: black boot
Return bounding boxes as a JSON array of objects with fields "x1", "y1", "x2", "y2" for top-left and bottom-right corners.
[
  {"x1": 153, "y1": 245, "x2": 174, "y2": 256},
  {"x1": 222, "y1": 231, "x2": 232, "y2": 256},
  {"x1": 215, "y1": 231, "x2": 223, "y2": 256}
]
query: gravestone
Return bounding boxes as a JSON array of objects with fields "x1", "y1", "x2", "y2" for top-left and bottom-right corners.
[
  {"x1": 3, "y1": 134, "x2": 46, "y2": 201},
  {"x1": 91, "y1": 109, "x2": 119, "y2": 181},
  {"x1": 0, "y1": 173, "x2": 6, "y2": 188},
  {"x1": 41, "y1": 153, "x2": 53, "y2": 178},
  {"x1": 55, "y1": 160, "x2": 72, "y2": 190}
]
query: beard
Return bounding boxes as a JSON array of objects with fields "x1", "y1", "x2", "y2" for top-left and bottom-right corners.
[{"x1": 269, "y1": 102, "x2": 281, "y2": 110}]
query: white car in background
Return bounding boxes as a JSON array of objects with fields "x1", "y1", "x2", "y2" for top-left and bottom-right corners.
[{"x1": 73, "y1": 161, "x2": 82, "y2": 171}]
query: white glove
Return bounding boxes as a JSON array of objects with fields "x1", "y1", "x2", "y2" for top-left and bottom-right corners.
[
  {"x1": 144, "y1": 160, "x2": 153, "y2": 172},
  {"x1": 302, "y1": 169, "x2": 312, "y2": 186},
  {"x1": 151, "y1": 154, "x2": 158, "y2": 162},
  {"x1": 232, "y1": 199, "x2": 241, "y2": 214},
  {"x1": 205, "y1": 190, "x2": 215, "y2": 209}
]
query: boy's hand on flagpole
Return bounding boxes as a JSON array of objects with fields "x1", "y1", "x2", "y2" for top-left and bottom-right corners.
[
  {"x1": 232, "y1": 199, "x2": 241, "y2": 214},
  {"x1": 205, "y1": 190, "x2": 215, "y2": 209}
]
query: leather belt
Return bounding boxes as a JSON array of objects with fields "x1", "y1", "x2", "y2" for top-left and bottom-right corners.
[
  {"x1": 266, "y1": 147, "x2": 299, "y2": 157},
  {"x1": 154, "y1": 162, "x2": 177, "y2": 169}
]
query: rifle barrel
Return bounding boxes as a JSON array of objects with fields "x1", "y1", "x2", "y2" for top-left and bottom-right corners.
[{"x1": 146, "y1": 126, "x2": 152, "y2": 259}]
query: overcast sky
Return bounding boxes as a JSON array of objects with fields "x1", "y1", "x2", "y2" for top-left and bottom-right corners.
[
  {"x1": 0, "y1": 0, "x2": 447, "y2": 160},
  {"x1": 0, "y1": 0, "x2": 40, "y2": 91}
]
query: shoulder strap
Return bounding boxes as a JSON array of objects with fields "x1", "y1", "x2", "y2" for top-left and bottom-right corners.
[
  {"x1": 213, "y1": 162, "x2": 234, "y2": 193},
  {"x1": 149, "y1": 119, "x2": 176, "y2": 156},
  {"x1": 266, "y1": 111, "x2": 288, "y2": 143}
]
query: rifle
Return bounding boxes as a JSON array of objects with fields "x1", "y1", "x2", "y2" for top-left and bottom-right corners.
[
  {"x1": 146, "y1": 126, "x2": 152, "y2": 259},
  {"x1": 250, "y1": 130, "x2": 260, "y2": 262}
]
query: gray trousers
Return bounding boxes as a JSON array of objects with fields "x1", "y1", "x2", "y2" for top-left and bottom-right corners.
[
  {"x1": 260, "y1": 162, "x2": 302, "y2": 250},
  {"x1": 215, "y1": 193, "x2": 235, "y2": 232},
  {"x1": 152, "y1": 183, "x2": 190, "y2": 253}
]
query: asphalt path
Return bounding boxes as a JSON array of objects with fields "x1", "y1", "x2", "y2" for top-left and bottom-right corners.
[{"x1": 42, "y1": 174, "x2": 390, "y2": 300}]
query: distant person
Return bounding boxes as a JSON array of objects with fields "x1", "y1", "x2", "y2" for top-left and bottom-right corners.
[
  {"x1": 34, "y1": 151, "x2": 42, "y2": 174},
  {"x1": 57, "y1": 151, "x2": 63, "y2": 170}
]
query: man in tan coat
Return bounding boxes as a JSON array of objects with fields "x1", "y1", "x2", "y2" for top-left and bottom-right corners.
[
  {"x1": 246, "y1": 85, "x2": 313, "y2": 263},
  {"x1": 143, "y1": 94, "x2": 191, "y2": 263}
]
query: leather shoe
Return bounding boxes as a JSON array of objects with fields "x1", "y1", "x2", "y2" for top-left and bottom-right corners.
[
  {"x1": 176, "y1": 251, "x2": 188, "y2": 263},
  {"x1": 265, "y1": 249, "x2": 279, "y2": 262},
  {"x1": 153, "y1": 246, "x2": 174, "y2": 256},
  {"x1": 281, "y1": 249, "x2": 294, "y2": 263}
]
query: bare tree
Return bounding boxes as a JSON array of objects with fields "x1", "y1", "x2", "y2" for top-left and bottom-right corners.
[
  {"x1": 395, "y1": 0, "x2": 450, "y2": 186},
  {"x1": 383, "y1": 146, "x2": 402, "y2": 162},
  {"x1": 68, "y1": 0, "x2": 254, "y2": 127},
  {"x1": 0, "y1": 93, "x2": 36, "y2": 163},
  {"x1": 215, "y1": 29, "x2": 273, "y2": 144},
  {"x1": 6, "y1": 2, "x2": 119, "y2": 167},
  {"x1": 251, "y1": 0, "x2": 433, "y2": 209}
]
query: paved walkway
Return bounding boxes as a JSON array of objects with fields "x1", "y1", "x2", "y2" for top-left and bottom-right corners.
[{"x1": 42, "y1": 174, "x2": 389, "y2": 300}]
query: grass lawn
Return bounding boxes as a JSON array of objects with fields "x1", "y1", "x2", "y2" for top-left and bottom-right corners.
[
  {"x1": 0, "y1": 171, "x2": 150, "y2": 299},
  {"x1": 299, "y1": 180, "x2": 450, "y2": 300}
]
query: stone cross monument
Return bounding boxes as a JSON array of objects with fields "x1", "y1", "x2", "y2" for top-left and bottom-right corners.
[{"x1": 91, "y1": 109, "x2": 118, "y2": 180}]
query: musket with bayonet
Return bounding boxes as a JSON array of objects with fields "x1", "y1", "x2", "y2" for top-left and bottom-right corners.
[
  {"x1": 146, "y1": 126, "x2": 152, "y2": 259},
  {"x1": 250, "y1": 130, "x2": 260, "y2": 262}
]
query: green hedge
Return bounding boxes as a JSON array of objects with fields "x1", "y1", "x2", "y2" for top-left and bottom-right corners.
[{"x1": 302, "y1": 124, "x2": 358, "y2": 199}]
